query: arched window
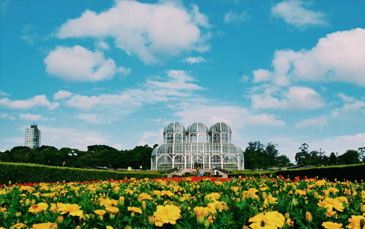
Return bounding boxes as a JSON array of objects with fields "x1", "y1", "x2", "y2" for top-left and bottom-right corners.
[
  {"x1": 167, "y1": 133, "x2": 173, "y2": 143},
  {"x1": 197, "y1": 133, "x2": 206, "y2": 143},
  {"x1": 190, "y1": 133, "x2": 197, "y2": 143},
  {"x1": 157, "y1": 155, "x2": 172, "y2": 170},
  {"x1": 222, "y1": 133, "x2": 229, "y2": 143},
  {"x1": 175, "y1": 133, "x2": 183, "y2": 143},
  {"x1": 213, "y1": 133, "x2": 220, "y2": 143}
]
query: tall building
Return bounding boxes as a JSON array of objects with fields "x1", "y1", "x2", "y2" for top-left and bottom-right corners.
[
  {"x1": 151, "y1": 122, "x2": 244, "y2": 171},
  {"x1": 25, "y1": 124, "x2": 41, "y2": 149}
]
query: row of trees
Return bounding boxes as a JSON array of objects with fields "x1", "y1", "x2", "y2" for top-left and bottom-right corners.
[
  {"x1": 1, "y1": 143, "x2": 363, "y2": 170},
  {"x1": 295, "y1": 143, "x2": 364, "y2": 166},
  {"x1": 0, "y1": 145, "x2": 154, "y2": 170},
  {"x1": 243, "y1": 141, "x2": 364, "y2": 170}
]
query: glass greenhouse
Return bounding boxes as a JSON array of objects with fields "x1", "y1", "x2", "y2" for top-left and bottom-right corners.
[{"x1": 151, "y1": 122, "x2": 244, "y2": 170}]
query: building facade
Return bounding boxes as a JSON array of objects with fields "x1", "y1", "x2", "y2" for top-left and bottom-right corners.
[
  {"x1": 151, "y1": 122, "x2": 244, "y2": 170},
  {"x1": 25, "y1": 124, "x2": 41, "y2": 149}
]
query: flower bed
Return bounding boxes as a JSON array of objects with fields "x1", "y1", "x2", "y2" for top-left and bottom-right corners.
[{"x1": 0, "y1": 176, "x2": 364, "y2": 228}]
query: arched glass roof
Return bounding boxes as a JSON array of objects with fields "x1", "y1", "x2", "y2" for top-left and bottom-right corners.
[
  {"x1": 187, "y1": 122, "x2": 208, "y2": 133},
  {"x1": 163, "y1": 122, "x2": 186, "y2": 134},
  {"x1": 209, "y1": 122, "x2": 232, "y2": 134}
]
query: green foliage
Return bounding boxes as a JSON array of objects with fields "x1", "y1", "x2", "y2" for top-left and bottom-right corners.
[
  {"x1": 276, "y1": 163, "x2": 365, "y2": 182},
  {"x1": 0, "y1": 162, "x2": 166, "y2": 184},
  {"x1": 0, "y1": 144, "x2": 154, "y2": 170},
  {"x1": 244, "y1": 141, "x2": 291, "y2": 169}
]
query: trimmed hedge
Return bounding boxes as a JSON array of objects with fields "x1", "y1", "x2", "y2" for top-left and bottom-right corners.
[
  {"x1": 0, "y1": 162, "x2": 166, "y2": 185},
  {"x1": 276, "y1": 163, "x2": 365, "y2": 182},
  {"x1": 229, "y1": 170, "x2": 276, "y2": 178}
]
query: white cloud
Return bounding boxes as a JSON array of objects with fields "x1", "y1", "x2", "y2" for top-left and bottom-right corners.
[
  {"x1": 182, "y1": 56, "x2": 206, "y2": 64},
  {"x1": 174, "y1": 103, "x2": 285, "y2": 130},
  {"x1": 0, "y1": 95, "x2": 59, "y2": 110},
  {"x1": 224, "y1": 10, "x2": 249, "y2": 24},
  {"x1": 44, "y1": 45, "x2": 130, "y2": 82},
  {"x1": 0, "y1": 90, "x2": 10, "y2": 97},
  {"x1": 337, "y1": 92, "x2": 355, "y2": 103},
  {"x1": 19, "y1": 113, "x2": 46, "y2": 121},
  {"x1": 56, "y1": 1, "x2": 210, "y2": 64},
  {"x1": 138, "y1": 130, "x2": 163, "y2": 147},
  {"x1": 334, "y1": 93, "x2": 365, "y2": 115},
  {"x1": 1, "y1": 113, "x2": 15, "y2": 120},
  {"x1": 54, "y1": 90, "x2": 72, "y2": 100},
  {"x1": 252, "y1": 28, "x2": 365, "y2": 87},
  {"x1": 294, "y1": 115, "x2": 328, "y2": 128},
  {"x1": 40, "y1": 126, "x2": 110, "y2": 150},
  {"x1": 247, "y1": 114, "x2": 285, "y2": 127},
  {"x1": 65, "y1": 70, "x2": 203, "y2": 110},
  {"x1": 272, "y1": 0, "x2": 328, "y2": 28},
  {"x1": 251, "y1": 86, "x2": 325, "y2": 110},
  {"x1": 241, "y1": 75, "x2": 249, "y2": 83},
  {"x1": 77, "y1": 113, "x2": 115, "y2": 124}
]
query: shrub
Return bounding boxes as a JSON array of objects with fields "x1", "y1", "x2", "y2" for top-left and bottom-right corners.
[{"x1": 0, "y1": 162, "x2": 166, "y2": 184}]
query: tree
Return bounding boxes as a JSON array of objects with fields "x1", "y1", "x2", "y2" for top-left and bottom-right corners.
[
  {"x1": 338, "y1": 150, "x2": 359, "y2": 165},
  {"x1": 295, "y1": 143, "x2": 310, "y2": 165},
  {"x1": 328, "y1": 152, "x2": 338, "y2": 165},
  {"x1": 276, "y1": 155, "x2": 291, "y2": 167},
  {"x1": 244, "y1": 141, "x2": 267, "y2": 169},
  {"x1": 10, "y1": 146, "x2": 33, "y2": 163}
]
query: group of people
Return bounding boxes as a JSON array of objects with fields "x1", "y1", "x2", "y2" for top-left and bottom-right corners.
[{"x1": 196, "y1": 167, "x2": 222, "y2": 177}]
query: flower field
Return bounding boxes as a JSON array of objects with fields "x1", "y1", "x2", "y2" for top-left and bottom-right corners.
[{"x1": 1, "y1": 175, "x2": 365, "y2": 228}]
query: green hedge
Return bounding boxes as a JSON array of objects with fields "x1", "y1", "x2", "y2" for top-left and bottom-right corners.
[
  {"x1": 229, "y1": 170, "x2": 276, "y2": 178},
  {"x1": 276, "y1": 164, "x2": 365, "y2": 182},
  {"x1": 0, "y1": 162, "x2": 166, "y2": 185}
]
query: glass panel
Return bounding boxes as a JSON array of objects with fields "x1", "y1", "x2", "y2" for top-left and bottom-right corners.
[
  {"x1": 213, "y1": 133, "x2": 220, "y2": 143},
  {"x1": 175, "y1": 133, "x2": 182, "y2": 143},
  {"x1": 167, "y1": 133, "x2": 173, "y2": 143},
  {"x1": 190, "y1": 133, "x2": 197, "y2": 143},
  {"x1": 222, "y1": 133, "x2": 229, "y2": 143},
  {"x1": 157, "y1": 155, "x2": 172, "y2": 170}
]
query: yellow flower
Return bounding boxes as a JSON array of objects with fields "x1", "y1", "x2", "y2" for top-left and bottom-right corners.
[
  {"x1": 10, "y1": 223, "x2": 27, "y2": 229},
  {"x1": 322, "y1": 221, "x2": 343, "y2": 229},
  {"x1": 106, "y1": 205, "x2": 119, "y2": 214},
  {"x1": 94, "y1": 209, "x2": 107, "y2": 217},
  {"x1": 99, "y1": 197, "x2": 118, "y2": 207},
  {"x1": 231, "y1": 186, "x2": 239, "y2": 192},
  {"x1": 296, "y1": 189, "x2": 307, "y2": 196},
  {"x1": 347, "y1": 215, "x2": 365, "y2": 228},
  {"x1": 194, "y1": 206, "x2": 209, "y2": 225},
  {"x1": 249, "y1": 211, "x2": 285, "y2": 229},
  {"x1": 161, "y1": 190, "x2": 174, "y2": 197},
  {"x1": 139, "y1": 193, "x2": 153, "y2": 200},
  {"x1": 128, "y1": 206, "x2": 142, "y2": 214},
  {"x1": 31, "y1": 222, "x2": 58, "y2": 229},
  {"x1": 29, "y1": 202, "x2": 49, "y2": 213},
  {"x1": 318, "y1": 197, "x2": 345, "y2": 217},
  {"x1": 315, "y1": 179, "x2": 327, "y2": 187},
  {"x1": 106, "y1": 227, "x2": 113, "y2": 229},
  {"x1": 205, "y1": 192, "x2": 220, "y2": 201},
  {"x1": 327, "y1": 187, "x2": 340, "y2": 194},
  {"x1": 57, "y1": 203, "x2": 82, "y2": 215},
  {"x1": 154, "y1": 205, "x2": 181, "y2": 227}
]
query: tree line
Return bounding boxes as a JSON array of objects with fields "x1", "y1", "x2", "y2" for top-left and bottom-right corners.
[
  {"x1": 1, "y1": 142, "x2": 363, "y2": 170},
  {"x1": 244, "y1": 141, "x2": 364, "y2": 170},
  {"x1": 0, "y1": 144, "x2": 155, "y2": 170}
]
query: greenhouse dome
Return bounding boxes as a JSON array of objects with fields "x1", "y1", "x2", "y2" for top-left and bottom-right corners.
[{"x1": 151, "y1": 122, "x2": 244, "y2": 171}]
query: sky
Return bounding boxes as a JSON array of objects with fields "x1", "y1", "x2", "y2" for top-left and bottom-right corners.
[{"x1": 1, "y1": 0, "x2": 364, "y2": 163}]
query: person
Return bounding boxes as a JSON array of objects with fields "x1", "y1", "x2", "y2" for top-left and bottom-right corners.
[
  {"x1": 214, "y1": 168, "x2": 219, "y2": 177},
  {"x1": 198, "y1": 168, "x2": 205, "y2": 177}
]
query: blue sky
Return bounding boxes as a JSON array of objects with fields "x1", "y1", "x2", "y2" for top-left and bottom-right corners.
[{"x1": 1, "y1": 0, "x2": 364, "y2": 163}]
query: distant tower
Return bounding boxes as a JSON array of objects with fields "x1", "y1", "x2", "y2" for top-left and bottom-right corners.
[{"x1": 25, "y1": 124, "x2": 41, "y2": 149}]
